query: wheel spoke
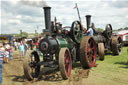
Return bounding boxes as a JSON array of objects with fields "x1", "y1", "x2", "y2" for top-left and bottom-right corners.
[
  {"x1": 88, "y1": 39, "x2": 95, "y2": 64},
  {"x1": 65, "y1": 63, "x2": 68, "y2": 71},
  {"x1": 88, "y1": 55, "x2": 93, "y2": 63},
  {"x1": 76, "y1": 33, "x2": 80, "y2": 40},
  {"x1": 64, "y1": 50, "x2": 71, "y2": 76},
  {"x1": 91, "y1": 47, "x2": 95, "y2": 50},
  {"x1": 87, "y1": 44, "x2": 90, "y2": 53}
]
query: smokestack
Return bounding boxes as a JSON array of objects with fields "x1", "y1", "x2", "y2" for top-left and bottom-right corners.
[
  {"x1": 43, "y1": 7, "x2": 51, "y2": 32},
  {"x1": 85, "y1": 15, "x2": 91, "y2": 30}
]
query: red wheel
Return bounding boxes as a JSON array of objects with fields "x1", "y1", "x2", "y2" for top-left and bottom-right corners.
[
  {"x1": 59, "y1": 48, "x2": 72, "y2": 79},
  {"x1": 80, "y1": 36, "x2": 96, "y2": 68}
]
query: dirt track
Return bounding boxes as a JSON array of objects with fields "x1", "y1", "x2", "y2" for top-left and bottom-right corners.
[{"x1": 2, "y1": 51, "x2": 90, "y2": 85}]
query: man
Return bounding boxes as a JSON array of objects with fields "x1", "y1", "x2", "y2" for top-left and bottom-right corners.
[
  {"x1": 19, "y1": 42, "x2": 24, "y2": 60},
  {"x1": 23, "y1": 41, "x2": 28, "y2": 56},
  {"x1": 14, "y1": 41, "x2": 17, "y2": 51},
  {"x1": 80, "y1": 22, "x2": 94, "y2": 36},
  {"x1": 0, "y1": 42, "x2": 7, "y2": 85},
  {"x1": 36, "y1": 36, "x2": 42, "y2": 56},
  {"x1": 86, "y1": 25, "x2": 94, "y2": 36},
  {"x1": 9, "y1": 43, "x2": 13, "y2": 60}
]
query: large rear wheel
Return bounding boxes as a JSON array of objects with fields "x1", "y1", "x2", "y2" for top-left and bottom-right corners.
[
  {"x1": 80, "y1": 36, "x2": 96, "y2": 69},
  {"x1": 59, "y1": 48, "x2": 72, "y2": 80},
  {"x1": 23, "y1": 51, "x2": 40, "y2": 81},
  {"x1": 98, "y1": 43, "x2": 104, "y2": 60},
  {"x1": 112, "y1": 36, "x2": 122, "y2": 55}
]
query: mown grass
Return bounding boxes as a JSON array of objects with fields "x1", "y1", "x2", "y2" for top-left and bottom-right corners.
[
  {"x1": 87, "y1": 47, "x2": 128, "y2": 85},
  {"x1": 96, "y1": 47, "x2": 128, "y2": 70}
]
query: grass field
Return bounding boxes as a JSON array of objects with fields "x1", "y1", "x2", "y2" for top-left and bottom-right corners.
[{"x1": 85, "y1": 47, "x2": 128, "y2": 85}]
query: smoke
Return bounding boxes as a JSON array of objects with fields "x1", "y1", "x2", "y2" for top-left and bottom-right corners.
[{"x1": 20, "y1": 0, "x2": 49, "y2": 7}]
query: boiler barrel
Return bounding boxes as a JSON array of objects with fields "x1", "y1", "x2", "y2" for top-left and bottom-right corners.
[{"x1": 39, "y1": 37, "x2": 74, "y2": 54}]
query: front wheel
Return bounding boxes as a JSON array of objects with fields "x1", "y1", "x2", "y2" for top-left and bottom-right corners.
[
  {"x1": 23, "y1": 51, "x2": 40, "y2": 81},
  {"x1": 59, "y1": 48, "x2": 72, "y2": 80},
  {"x1": 98, "y1": 43, "x2": 104, "y2": 60}
]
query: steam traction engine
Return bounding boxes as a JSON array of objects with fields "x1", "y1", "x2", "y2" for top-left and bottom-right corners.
[
  {"x1": 23, "y1": 7, "x2": 96, "y2": 80},
  {"x1": 85, "y1": 15, "x2": 122, "y2": 60}
]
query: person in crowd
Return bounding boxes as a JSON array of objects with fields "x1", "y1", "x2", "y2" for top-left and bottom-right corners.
[
  {"x1": 19, "y1": 42, "x2": 24, "y2": 60},
  {"x1": 17, "y1": 41, "x2": 20, "y2": 50},
  {"x1": 0, "y1": 42, "x2": 7, "y2": 85},
  {"x1": 9, "y1": 43, "x2": 13, "y2": 60},
  {"x1": 14, "y1": 40, "x2": 18, "y2": 51},
  {"x1": 23, "y1": 41, "x2": 28, "y2": 56},
  {"x1": 36, "y1": 36, "x2": 41, "y2": 56},
  {"x1": 4, "y1": 43, "x2": 9, "y2": 63},
  {"x1": 30, "y1": 40, "x2": 34, "y2": 50}
]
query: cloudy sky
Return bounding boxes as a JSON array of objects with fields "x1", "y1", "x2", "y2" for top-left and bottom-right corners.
[{"x1": 1, "y1": 0, "x2": 128, "y2": 34}]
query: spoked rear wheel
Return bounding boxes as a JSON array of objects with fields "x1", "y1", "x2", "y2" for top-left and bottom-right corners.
[
  {"x1": 80, "y1": 36, "x2": 96, "y2": 69},
  {"x1": 23, "y1": 51, "x2": 40, "y2": 81},
  {"x1": 59, "y1": 48, "x2": 72, "y2": 80},
  {"x1": 112, "y1": 36, "x2": 122, "y2": 55}
]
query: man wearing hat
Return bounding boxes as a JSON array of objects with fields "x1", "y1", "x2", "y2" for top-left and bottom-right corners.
[{"x1": 0, "y1": 42, "x2": 7, "y2": 85}]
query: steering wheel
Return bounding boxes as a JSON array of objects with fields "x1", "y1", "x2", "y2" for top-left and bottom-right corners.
[
  {"x1": 71, "y1": 21, "x2": 82, "y2": 44},
  {"x1": 104, "y1": 24, "x2": 113, "y2": 39}
]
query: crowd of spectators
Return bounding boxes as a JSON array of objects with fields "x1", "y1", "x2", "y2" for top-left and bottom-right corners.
[{"x1": 0, "y1": 37, "x2": 42, "y2": 84}]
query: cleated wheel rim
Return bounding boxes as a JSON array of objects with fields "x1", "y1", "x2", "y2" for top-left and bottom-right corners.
[
  {"x1": 117, "y1": 37, "x2": 122, "y2": 53},
  {"x1": 104, "y1": 24, "x2": 113, "y2": 39},
  {"x1": 23, "y1": 51, "x2": 40, "y2": 81},
  {"x1": 98, "y1": 43, "x2": 104, "y2": 61},
  {"x1": 59, "y1": 48, "x2": 72, "y2": 80},
  {"x1": 80, "y1": 36, "x2": 96, "y2": 69},
  {"x1": 112, "y1": 36, "x2": 122, "y2": 55}
]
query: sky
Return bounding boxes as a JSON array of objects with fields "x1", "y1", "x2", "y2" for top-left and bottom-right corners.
[{"x1": 0, "y1": 0, "x2": 128, "y2": 34}]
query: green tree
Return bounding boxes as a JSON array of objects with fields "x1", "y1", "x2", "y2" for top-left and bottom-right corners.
[
  {"x1": 96, "y1": 28, "x2": 104, "y2": 32},
  {"x1": 124, "y1": 27, "x2": 128, "y2": 30},
  {"x1": 22, "y1": 32, "x2": 28, "y2": 38},
  {"x1": 14, "y1": 34, "x2": 20, "y2": 38},
  {"x1": 118, "y1": 28, "x2": 123, "y2": 31}
]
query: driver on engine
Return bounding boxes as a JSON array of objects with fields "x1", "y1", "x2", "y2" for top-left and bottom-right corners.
[{"x1": 82, "y1": 23, "x2": 94, "y2": 36}]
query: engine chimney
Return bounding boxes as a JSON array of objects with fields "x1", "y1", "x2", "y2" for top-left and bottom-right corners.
[
  {"x1": 43, "y1": 7, "x2": 51, "y2": 32},
  {"x1": 85, "y1": 15, "x2": 91, "y2": 30}
]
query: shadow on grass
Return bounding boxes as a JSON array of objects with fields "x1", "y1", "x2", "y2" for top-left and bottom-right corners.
[
  {"x1": 114, "y1": 61, "x2": 128, "y2": 68},
  {"x1": 72, "y1": 62, "x2": 82, "y2": 69},
  {"x1": 105, "y1": 52, "x2": 113, "y2": 55}
]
